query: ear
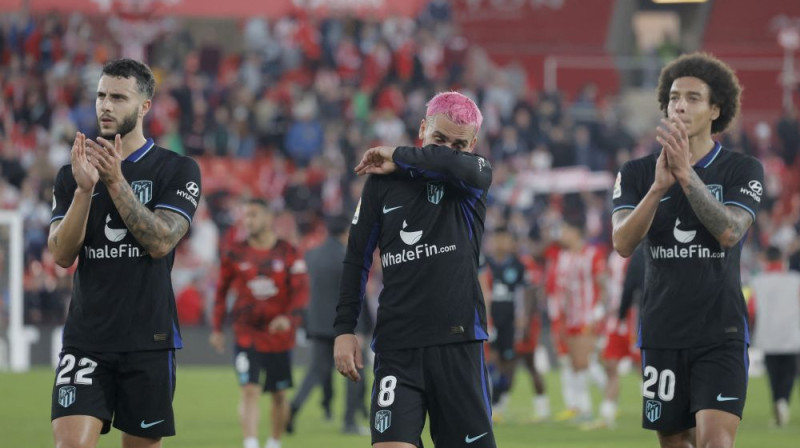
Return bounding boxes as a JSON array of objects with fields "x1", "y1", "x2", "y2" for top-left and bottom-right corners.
[
  {"x1": 710, "y1": 104, "x2": 720, "y2": 121},
  {"x1": 140, "y1": 99, "x2": 152, "y2": 119},
  {"x1": 418, "y1": 118, "x2": 426, "y2": 141},
  {"x1": 466, "y1": 135, "x2": 479, "y2": 153}
]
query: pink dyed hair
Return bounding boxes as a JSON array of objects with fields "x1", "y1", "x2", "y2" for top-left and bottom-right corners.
[{"x1": 425, "y1": 91, "x2": 483, "y2": 133}]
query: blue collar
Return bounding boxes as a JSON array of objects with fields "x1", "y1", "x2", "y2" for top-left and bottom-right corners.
[
  {"x1": 694, "y1": 141, "x2": 722, "y2": 168},
  {"x1": 125, "y1": 138, "x2": 155, "y2": 163}
]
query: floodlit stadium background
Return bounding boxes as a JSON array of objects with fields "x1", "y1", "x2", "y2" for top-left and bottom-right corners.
[{"x1": 1, "y1": 0, "x2": 800, "y2": 447}]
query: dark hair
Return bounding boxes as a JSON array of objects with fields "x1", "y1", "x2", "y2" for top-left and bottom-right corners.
[
  {"x1": 657, "y1": 53, "x2": 741, "y2": 135},
  {"x1": 765, "y1": 246, "x2": 782, "y2": 262},
  {"x1": 102, "y1": 58, "x2": 156, "y2": 99},
  {"x1": 562, "y1": 210, "x2": 586, "y2": 232},
  {"x1": 326, "y1": 214, "x2": 351, "y2": 236},
  {"x1": 245, "y1": 197, "x2": 269, "y2": 208}
]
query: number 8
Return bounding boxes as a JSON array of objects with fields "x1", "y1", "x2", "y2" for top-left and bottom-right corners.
[{"x1": 377, "y1": 375, "x2": 397, "y2": 407}]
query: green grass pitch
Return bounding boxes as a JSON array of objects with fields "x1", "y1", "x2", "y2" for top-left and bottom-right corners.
[{"x1": 1, "y1": 366, "x2": 799, "y2": 447}]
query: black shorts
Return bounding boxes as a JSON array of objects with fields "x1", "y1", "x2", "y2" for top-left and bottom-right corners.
[
  {"x1": 51, "y1": 347, "x2": 176, "y2": 438},
  {"x1": 490, "y1": 302, "x2": 515, "y2": 361},
  {"x1": 233, "y1": 345, "x2": 293, "y2": 392},
  {"x1": 640, "y1": 340, "x2": 748, "y2": 432},
  {"x1": 371, "y1": 342, "x2": 496, "y2": 448}
]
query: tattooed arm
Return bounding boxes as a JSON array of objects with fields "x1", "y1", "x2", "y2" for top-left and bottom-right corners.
[
  {"x1": 680, "y1": 170, "x2": 753, "y2": 248},
  {"x1": 108, "y1": 181, "x2": 189, "y2": 258},
  {"x1": 87, "y1": 136, "x2": 190, "y2": 258}
]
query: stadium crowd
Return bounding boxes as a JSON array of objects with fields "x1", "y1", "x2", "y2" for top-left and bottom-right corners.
[{"x1": 0, "y1": 3, "x2": 799, "y2": 352}]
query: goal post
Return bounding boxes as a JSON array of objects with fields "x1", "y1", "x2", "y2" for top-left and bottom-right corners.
[{"x1": 0, "y1": 210, "x2": 36, "y2": 372}]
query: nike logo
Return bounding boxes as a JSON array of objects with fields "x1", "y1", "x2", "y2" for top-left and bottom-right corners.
[
  {"x1": 140, "y1": 419, "x2": 165, "y2": 429},
  {"x1": 465, "y1": 432, "x2": 488, "y2": 443},
  {"x1": 716, "y1": 394, "x2": 739, "y2": 402},
  {"x1": 92, "y1": 192, "x2": 100, "y2": 198},
  {"x1": 383, "y1": 205, "x2": 403, "y2": 214}
]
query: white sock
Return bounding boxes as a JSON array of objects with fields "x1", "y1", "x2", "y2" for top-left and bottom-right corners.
[
  {"x1": 573, "y1": 370, "x2": 592, "y2": 415},
  {"x1": 534, "y1": 394, "x2": 550, "y2": 418},
  {"x1": 589, "y1": 357, "x2": 607, "y2": 389},
  {"x1": 599, "y1": 399, "x2": 617, "y2": 423},
  {"x1": 265, "y1": 437, "x2": 281, "y2": 448},
  {"x1": 244, "y1": 437, "x2": 259, "y2": 448},
  {"x1": 560, "y1": 364, "x2": 576, "y2": 409}
]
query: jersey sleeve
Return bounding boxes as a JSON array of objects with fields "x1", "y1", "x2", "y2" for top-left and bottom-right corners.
[
  {"x1": 722, "y1": 156, "x2": 764, "y2": 221},
  {"x1": 212, "y1": 249, "x2": 235, "y2": 332},
  {"x1": 392, "y1": 145, "x2": 492, "y2": 197},
  {"x1": 51, "y1": 165, "x2": 75, "y2": 224},
  {"x1": 334, "y1": 175, "x2": 382, "y2": 336},
  {"x1": 611, "y1": 160, "x2": 644, "y2": 214},
  {"x1": 153, "y1": 156, "x2": 202, "y2": 223}
]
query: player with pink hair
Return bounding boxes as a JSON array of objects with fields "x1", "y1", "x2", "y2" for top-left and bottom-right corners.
[{"x1": 335, "y1": 91, "x2": 495, "y2": 447}]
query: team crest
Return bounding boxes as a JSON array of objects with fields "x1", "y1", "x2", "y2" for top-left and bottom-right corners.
[
  {"x1": 131, "y1": 180, "x2": 153, "y2": 205},
  {"x1": 375, "y1": 410, "x2": 392, "y2": 433},
  {"x1": 645, "y1": 399, "x2": 662, "y2": 423},
  {"x1": 427, "y1": 182, "x2": 445, "y2": 205},
  {"x1": 706, "y1": 184, "x2": 723, "y2": 202},
  {"x1": 58, "y1": 386, "x2": 76, "y2": 408}
]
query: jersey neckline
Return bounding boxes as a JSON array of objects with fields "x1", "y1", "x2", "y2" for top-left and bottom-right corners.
[
  {"x1": 693, "y1": 141, "x2": 722, "y2": 169},
  {"x1": 125, "y1": 138, "x2": 155, "y2": 163}
]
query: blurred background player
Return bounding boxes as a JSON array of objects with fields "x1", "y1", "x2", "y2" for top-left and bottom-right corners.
[
  {"x1": 585, "y1": 245, "x2": 644, "y2": 429},
  {"x1": 210, "y1": 198, "x2": 309, "y2": 448},
  {"x1": 749, "y1": 245, "x2": 800, "y2": 427},
  {"x1": 514, "y1": 248, "x2": 551, "y2": 422},
  {"x1": 483, "y1": 225, "x2": 535, "y2": 420},
  {"x1": 550, "y1": 210, "x2": 607, "y2": 423},
  {"x1": 287, "y1": 214, "x2": 370, "y2": 435}
]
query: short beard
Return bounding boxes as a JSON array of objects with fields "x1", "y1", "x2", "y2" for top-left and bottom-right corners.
[{"x1": 98, "y1": 109, "x2": 138, "y2": 140}]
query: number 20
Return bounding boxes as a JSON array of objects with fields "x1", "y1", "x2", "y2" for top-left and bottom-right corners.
[
  {"x1": 642, "y1": 366, "x2": 675, "y2": 401},
  {"x1": 55, "y1": 354, "x2": 98, "y2": 386}
]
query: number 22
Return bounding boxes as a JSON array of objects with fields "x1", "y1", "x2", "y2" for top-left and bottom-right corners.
[{"x1": 55, "y1": 354, "x2": 98, "y2": 386}]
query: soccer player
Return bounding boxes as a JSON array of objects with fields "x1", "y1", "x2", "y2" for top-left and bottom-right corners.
[
  {"x1": 333, "y1": 91, "x2": 495, "y2": 448},
  {"x1": 210, "y1": 198, "x2": 309, "y2": 448},
  {"x1": 551, "y1": 212, "x2": 607, "y2": 423},
  {"x1": 49, "y1": 58, "x2": 201, "y2": 448},
  {"x1": 483, "y1": 226, "x2": 530, "y2": 418},
  {"x1": 612, "y1": 53, "x2": 764, "y2": 448},
  {"x1": 586, "y1": 245, "x2": 644, "y2": 429}
]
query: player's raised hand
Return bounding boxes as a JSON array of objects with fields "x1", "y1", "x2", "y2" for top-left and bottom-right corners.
[
  {"x1": 355, "y1": 146, "x2": 397, "y2": 176},
  {"x1": 652, "y1": 147, "x2": 677, "y2": 192},
  {"x1": 86, "y1": 134, "x2": 125, "y2": 187},
  {"x1": 334, "y1": 334, "x2": 363, "y2": 382},
  {"x1": 656, "y1": 118, "x2": 692, "y2": 182},
  {"x1": 70, "y1": 132, "x2": 99, "y2": 192}
]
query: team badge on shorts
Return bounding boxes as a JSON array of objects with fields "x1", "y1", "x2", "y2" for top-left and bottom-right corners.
[
  {"x1": 375, "y1": 410, "x2": 392, "y2": 433},
  {"x1": 427, "y1": 182, "x2": 444, "y2": 205},
  {"x1": 645, "y1": 399, "x2": 662, "y2": 423},
  {"x1": 131, "y1": 180, "x2": 153, "y2": 205},
  {"x1": 58, "y1": 386, "x2": 76, "y2": 408}
]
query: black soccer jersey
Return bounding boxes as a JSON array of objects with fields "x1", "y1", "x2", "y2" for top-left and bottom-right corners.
[
  {"x1": 485, "y1": 255, "x2": 529, "y2": 304},
  {"x1": 335, "y1": 145, "x2": 492, "y2": 352},
  {"x1": 51, "y1": 139, "x2": 201, "y2": 352},
  {"x1": 612, "y1": 142, "x2": 763, "y2": 349}
]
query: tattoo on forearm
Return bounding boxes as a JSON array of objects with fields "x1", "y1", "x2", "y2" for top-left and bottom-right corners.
[
  {"x1": 684, "y1": 171, "x2": 750, "y2": 247},
  {"x1": 110, "y1": 182, "x2": 189, "y2": 256}
]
